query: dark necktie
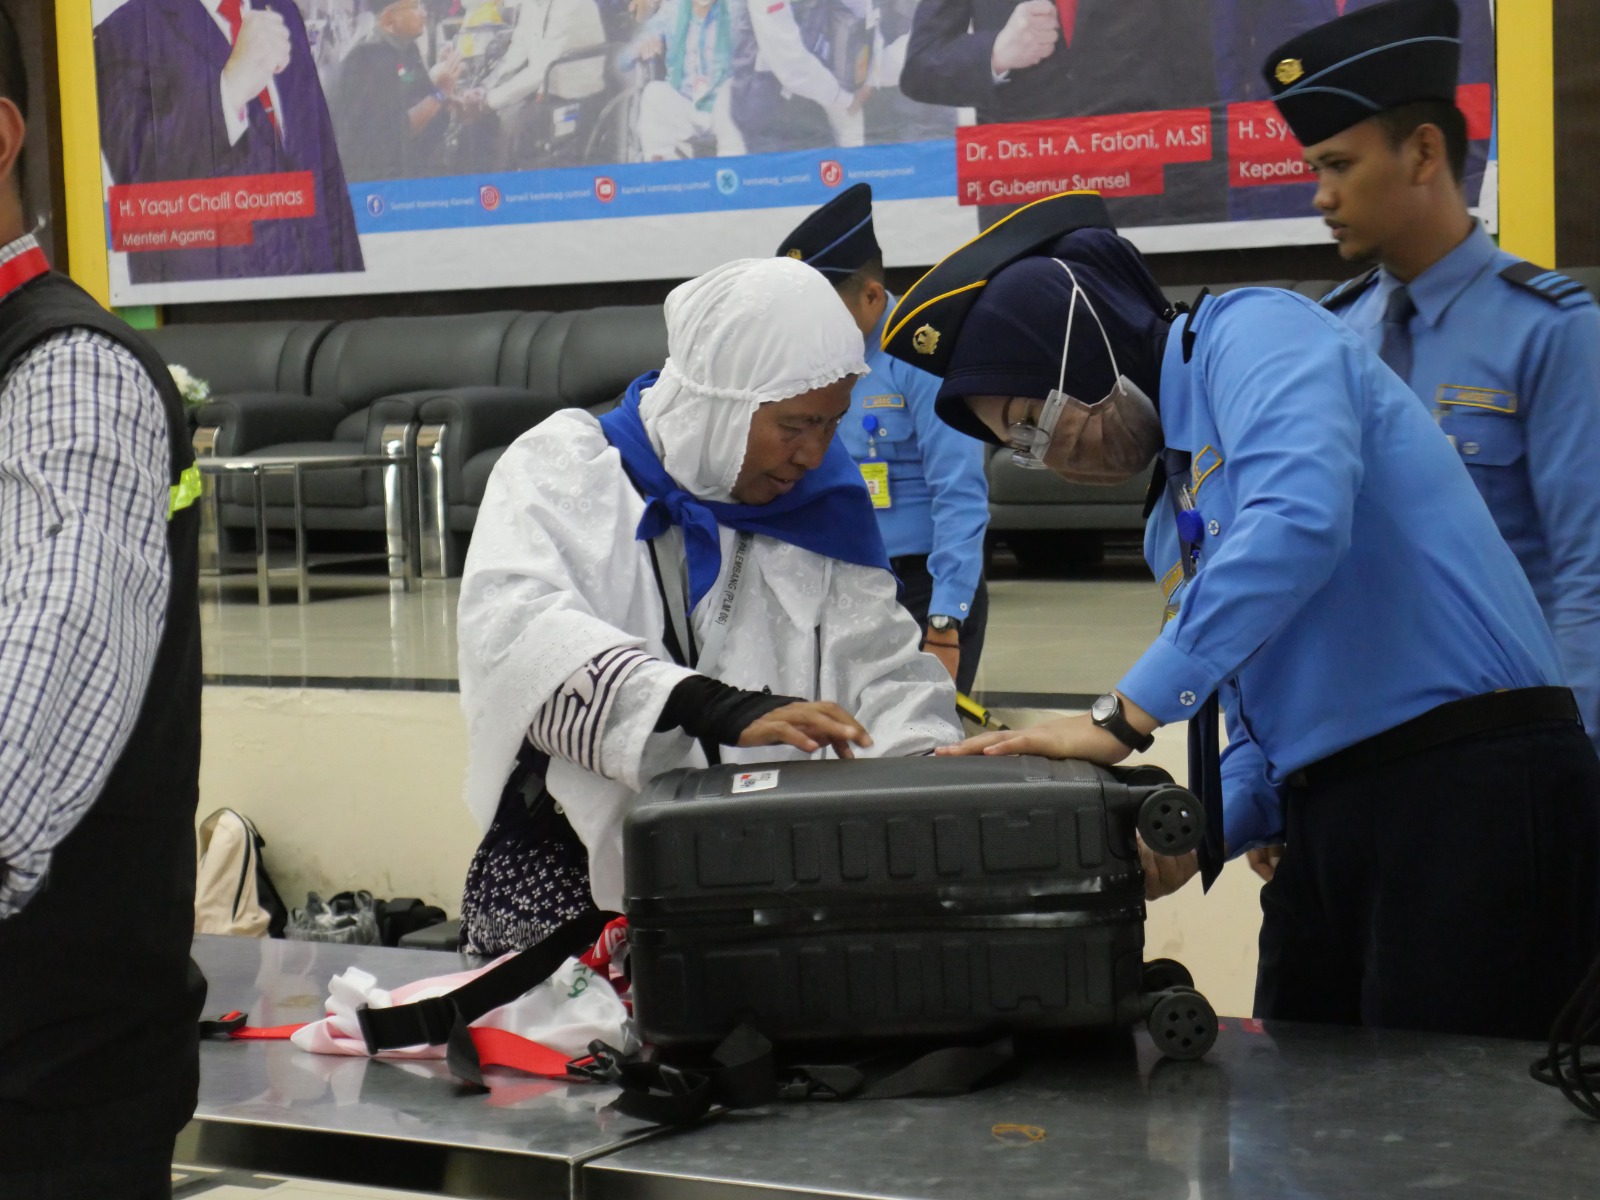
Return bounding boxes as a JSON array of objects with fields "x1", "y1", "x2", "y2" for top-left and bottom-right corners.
[
  {"x1": 217, "y1": 0, "x2": 281, "y2": 138},
  {"x1": 1158, "y1": 447, "x2": 1225, "y2": 892},
  {"x1": 1378, "y1": 285, "x2": 1416, "y2": 384}
]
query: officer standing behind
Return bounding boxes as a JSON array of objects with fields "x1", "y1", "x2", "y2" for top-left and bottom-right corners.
[
  {"x1": 887, "y1": 192, "x2": 1600, "y2": 1039},
  {"x1": 777, "y1": 183, "x2": 990, "y2": 693},
  {"x1": 1264, "y1": 0, "x2": 1600, "y2": 770}
]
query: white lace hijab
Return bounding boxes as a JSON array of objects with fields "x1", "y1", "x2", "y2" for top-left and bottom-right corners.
[{"x1": 640, "y1": 256, "x2": 870, "y2": 501}]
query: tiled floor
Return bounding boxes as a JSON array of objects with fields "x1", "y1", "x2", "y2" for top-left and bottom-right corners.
[{"x1": 199, "y1": 548, "x2": 1166, "y2": 703}]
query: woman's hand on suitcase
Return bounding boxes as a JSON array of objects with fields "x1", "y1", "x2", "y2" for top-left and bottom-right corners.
[
  {"x1": 1139, "y1": 838, "x2": 1199, "y2": 899},
  {"x1": 737, "y1": 701, "x2": 874, "y2": 758},
  {"x1": 934, "y1": 713, "x2": 1131, "y2": 764}
]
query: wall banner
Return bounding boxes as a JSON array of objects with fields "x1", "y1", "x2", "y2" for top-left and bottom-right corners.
[{"x1": 90, "y1": 0, "x2": 1498, "y2": 305}]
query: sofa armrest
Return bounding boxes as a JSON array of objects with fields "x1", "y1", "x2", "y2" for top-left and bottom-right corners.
[
  {"x1": 417, "y1": 387, "x2": 574, "y2": 461},
  {"x1": 194, "y1": 391, "x2": 348, "y2": 456},
  {"x1": 416, "y1": 387, "x2": 575, "y2": 508}
]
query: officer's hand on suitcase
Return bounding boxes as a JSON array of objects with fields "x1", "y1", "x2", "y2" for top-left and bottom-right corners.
[
  {"x1": 935, "y1": 712, "x2": 1132, "y2": 764},
  {"x1": 738, "y1": 701, "x2": 874, "y2": 759},
  {"x1": 1140, "y1": 839, "x2": 1199, "y2": 900}
]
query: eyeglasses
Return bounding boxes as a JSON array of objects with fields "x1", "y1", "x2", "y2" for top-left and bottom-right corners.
[{"x1": 1005, "y1": 394, "x2": 1066, "y2": 470}]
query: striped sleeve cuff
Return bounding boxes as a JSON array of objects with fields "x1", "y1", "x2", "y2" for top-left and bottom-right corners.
[{"x1": 528, "y1": 646, "x2": 656, "y2": 772}]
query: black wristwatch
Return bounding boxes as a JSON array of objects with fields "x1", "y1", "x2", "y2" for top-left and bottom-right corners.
[
  {"x1": 1090, "y1": 692, "x2": 1155, "y2": 752},
  {"x1": 928, "y1": 614, "x2": 962, "y2": 633}
]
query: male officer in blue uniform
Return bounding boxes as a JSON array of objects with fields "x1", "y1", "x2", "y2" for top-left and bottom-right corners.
[
  {"x1": 777, "y1": 184, "x2": 990, "y2": 693},
  {"x1": 887, "y1": 190, "x2": 1600, "y2": 1038},
  {"x1": 1264, "y1": 0, "x2": 1600, "y2": 769}
]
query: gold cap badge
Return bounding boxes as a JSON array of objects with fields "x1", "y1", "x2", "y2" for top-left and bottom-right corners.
[
  {"x1": 911, "y1": 324, "x2": 940, "y2": 356},
  {"x1": 786, "y1": 248, "x2": 804, "y2": 259},
  {"x1": 1275, "y1": 58, "x2": 1304, "y2": 85}
]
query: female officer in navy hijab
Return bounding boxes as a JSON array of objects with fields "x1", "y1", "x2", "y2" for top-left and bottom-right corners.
[{"x1": 886, "y1": 198, "x2": 1600, "y2": 1040}]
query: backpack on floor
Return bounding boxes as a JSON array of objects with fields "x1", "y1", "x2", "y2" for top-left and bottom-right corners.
[{"x1": 195, "y1": 808, "x2": 288, "y2": 938}]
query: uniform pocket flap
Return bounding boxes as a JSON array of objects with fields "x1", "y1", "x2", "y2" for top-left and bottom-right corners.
[
  {"x1": 1440, "y1": 409, "x2": 1526, "y2": 467},
  {"x1": 861, "y1": 406, "x2": 914, "y2": 443}
]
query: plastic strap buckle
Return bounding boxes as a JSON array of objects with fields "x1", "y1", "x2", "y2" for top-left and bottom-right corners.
[{"x1": 356, "y1": 995, "x2": 457, "y2": 1055}]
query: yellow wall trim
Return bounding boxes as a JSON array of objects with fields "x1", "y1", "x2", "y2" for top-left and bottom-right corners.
[
  {"x1": 1498, "y1": 2, "x2": 1557, "y2": 266},
  {"x1": 56, "y1": 1, "x2": 110, "y2": 307}
]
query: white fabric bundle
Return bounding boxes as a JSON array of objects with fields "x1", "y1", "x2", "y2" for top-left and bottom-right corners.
[
  {"x1": 641, "y1": 256, "x2": 870, "y2": 500},
  {"x1": 290, "y1": 953, "x2": 636, "y2": 1061}
]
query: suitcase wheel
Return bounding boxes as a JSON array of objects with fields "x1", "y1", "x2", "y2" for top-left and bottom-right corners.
[
  {"x1": 1146, "y1": 988, "x2": 1219, "y2": 1061},
  {"x1": 1137, "y1": 787, "x2": 1205, "y2": 857},
  {"x1": 1142, "y1": 958, "x2": 1195, "y2": 993}
]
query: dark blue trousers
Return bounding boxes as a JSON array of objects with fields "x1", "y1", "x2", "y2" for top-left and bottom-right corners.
[{"x1": 1254, "y1": 721, "x2": 1600, "y2": 1039}]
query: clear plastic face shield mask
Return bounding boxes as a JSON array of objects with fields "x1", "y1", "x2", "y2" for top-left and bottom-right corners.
[{"x1": 1005, "y1": 262, "x2": 1164, "y2": 485}]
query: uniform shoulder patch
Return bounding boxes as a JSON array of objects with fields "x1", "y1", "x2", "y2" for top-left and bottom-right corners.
[
  {"x1": 1499, "y1": 261, "x2": 1595, "y2": 309},
  {"x1": 1319, "y1": 267, "x2": 1380, "y2": 311}
]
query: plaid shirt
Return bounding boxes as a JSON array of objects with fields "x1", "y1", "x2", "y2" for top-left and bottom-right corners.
[{"x1": 0, "y1": 235, "x2": 172, "y2": 918}]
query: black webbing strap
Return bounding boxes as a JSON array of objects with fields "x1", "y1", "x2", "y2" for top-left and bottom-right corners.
[
  {"x1": 578, "y1": 1023, "x2": 777, "y2": 1125},
  {"x1": 356, "y1": 908, "x2": 610, "y2": 1060},
  {"x1": 857, "y1": 1038, "x2": 1014, "y2": 1099},
  {"x1": 586, "y1": 1027, "x2": 1016, "y2": 1126}
]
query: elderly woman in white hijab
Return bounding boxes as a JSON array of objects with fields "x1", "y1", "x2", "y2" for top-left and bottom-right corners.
[{"x1": 457, "y1": 257, "x2": 962, "y2": 955}]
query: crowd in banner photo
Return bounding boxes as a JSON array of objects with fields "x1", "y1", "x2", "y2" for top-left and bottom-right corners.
[
  {"x1": 306, "y1": 0, "x2": 956, "y2": 179},
  {"x1": 90, "y1": 0, "x2": 1497, "y2": 294},
  {"x1": 306, "y1": 0, "x2": 1494, "y2": 211}
]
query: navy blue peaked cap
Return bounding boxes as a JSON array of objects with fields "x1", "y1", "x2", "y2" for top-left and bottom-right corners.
[
  {"x1": 776, "y1": 183, "x2": 881, "y2": 280},
  {"x1": 881, "y1": 191, "x2": 1115, "y2": 380},
  {"x1": 1264, "y1": 0, "x2": 1462, "y2": 147},
  {"x1": 930, "y1": 227, "x2": 1171, "y2": 446}
]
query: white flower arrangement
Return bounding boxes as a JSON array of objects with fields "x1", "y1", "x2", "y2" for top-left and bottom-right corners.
[{"x1": 169, "y1": 364, "x2": 211, "y2": 411}]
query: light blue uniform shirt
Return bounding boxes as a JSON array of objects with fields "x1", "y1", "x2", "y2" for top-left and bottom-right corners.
[
  {"x1": 837, "y1": 301, "x2": 989, "y2": 621},
  {"x1": 1330, "y1": 224, "x2": 1600, "y2": 753},
  {"x1": 1115, "y1": 289, "x2": 1561, "y2": 854}
]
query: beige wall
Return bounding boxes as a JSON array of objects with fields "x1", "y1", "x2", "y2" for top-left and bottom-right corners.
[
  {"x1": 200, "y1": 687, "x2": 481, "y2": 922},
  {"x1": 204, "y1": 690, "x2": 1265, "y2": 1017}
]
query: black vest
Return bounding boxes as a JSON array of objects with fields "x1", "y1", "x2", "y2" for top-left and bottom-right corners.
[{"x1": 0, "y1": 273, "x2": 204, "y2": 1147}]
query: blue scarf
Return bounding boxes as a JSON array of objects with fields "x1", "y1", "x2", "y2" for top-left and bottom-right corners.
[{"x1": 598, "y1": 372, "x2": 891, "y2": 610}]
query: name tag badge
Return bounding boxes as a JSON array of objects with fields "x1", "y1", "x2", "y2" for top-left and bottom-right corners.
[
  {"x1": 863, "y1": 393, "x2": 905, "y2": 409},
  {"x1": 860, "y1": 461, "x2": 891, "y2": 509},
  {"x1": 1435, "y1": 384, "x2": 1518, "y2": 414}
]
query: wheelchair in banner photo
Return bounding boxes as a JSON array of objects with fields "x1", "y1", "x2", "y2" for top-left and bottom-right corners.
[{"x1": 436, "y1": 0, "x2": 648, "y2": 172}]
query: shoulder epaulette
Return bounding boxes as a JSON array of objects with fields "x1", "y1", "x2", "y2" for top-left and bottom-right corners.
[
  {"x1": 1319, "y1": 267, "x2": 1380, "y2": 311},
  {"x1": 1499, "y1": 262, "x2": 1595, "y2": 309}
]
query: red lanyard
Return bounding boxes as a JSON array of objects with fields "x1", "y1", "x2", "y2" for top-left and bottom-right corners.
[{"x1": 0, "y1": 247, "x2": 50, "y2": 304}]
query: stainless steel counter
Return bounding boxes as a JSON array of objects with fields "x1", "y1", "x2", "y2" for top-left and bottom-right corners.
[
  {"x1": 182, "y1": 935, "x2": 1600, "y2": 1200},
  {"x1": 585, "y1": 1021, "x2": 1600, "y2": 1200},
  {"x1": 183, "y1": 933, "x2": 659, "y2": 1199}
]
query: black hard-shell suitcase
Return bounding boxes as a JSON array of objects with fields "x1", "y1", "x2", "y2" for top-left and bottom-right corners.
[{"x1": 623, "y1": 755, "x2": 1219, "y2": 1060}]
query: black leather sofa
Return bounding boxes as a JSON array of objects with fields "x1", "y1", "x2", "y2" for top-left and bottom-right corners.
[
  {"x1": 150, "y1": 268, "x2": 1600, "y2": 579},
  {"x1": 414, "y1": 306, "x2": 670, "y2": 576}
]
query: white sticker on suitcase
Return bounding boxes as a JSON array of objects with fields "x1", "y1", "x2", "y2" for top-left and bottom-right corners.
[{"x1": 732, "y1": 769, "x2": 780, "y2": 793}]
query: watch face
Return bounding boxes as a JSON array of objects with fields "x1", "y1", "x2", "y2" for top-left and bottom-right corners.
[
  {"x1": 1091, "y1": 694, "x2": 1117, "y2": 722},
  {"x1": 929, "y1": 615, "x2": 955, "y2": 632}
]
